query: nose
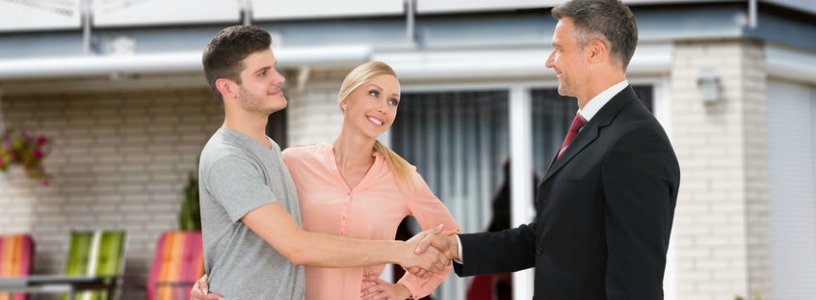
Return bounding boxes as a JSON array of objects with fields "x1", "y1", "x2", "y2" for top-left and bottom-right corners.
[
  {"x1": 377, "y1": 100, "x2": 390, "y2": 115},
  {"x1": 545, "y1": 50, "x2": 555, "y2": 69},
  {"x1": 272, "y1": 69, "x2": 285, "y2": 85}
]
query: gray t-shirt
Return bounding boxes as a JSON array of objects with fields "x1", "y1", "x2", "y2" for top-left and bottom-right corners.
[{"x1": 199, "y1": 127, "x2": 305, "y2": 299}]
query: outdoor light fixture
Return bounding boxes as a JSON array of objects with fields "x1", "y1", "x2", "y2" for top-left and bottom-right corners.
[{"x1": 698, "y1": 68, "x2": 720, "y2": 104}]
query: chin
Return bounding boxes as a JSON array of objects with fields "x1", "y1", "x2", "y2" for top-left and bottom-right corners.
[
  {"x1": 361, "y1": 127, "x2": 384, "y2": 139},
  {"x1": 557, "y1": 86, "x2": 574, "y2": 97},
  {"x1": 270, "y1": 96, "x2": 288, "y2": 111}
]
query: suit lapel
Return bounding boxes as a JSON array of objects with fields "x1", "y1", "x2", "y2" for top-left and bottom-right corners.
[
  {"x1": 541, "y1": 86, "x2": 637, "y2": 184},
  {"x1": 542, "y1": 122, "x2": 599, "y2": 183}
]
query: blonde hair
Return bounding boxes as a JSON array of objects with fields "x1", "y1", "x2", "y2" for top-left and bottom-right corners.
[{"x1": 338, "y1": 61, "x2": 416, "y2": 189}]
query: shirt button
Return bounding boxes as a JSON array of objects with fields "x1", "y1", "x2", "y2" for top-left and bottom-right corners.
[{"x1": 536, "y1": 246, "x2": 544, "y2": 256}]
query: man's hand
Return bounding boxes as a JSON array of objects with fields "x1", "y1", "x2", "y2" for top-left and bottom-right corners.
[
  {"x1": 414, "y1": 231, "x2": 459, "y2": 269},
  {"x1": 399, "y1": 225, "x2": 451, "y2": 279},
  {"x1": 190, "y1": 274, "x2": 223, "y2": 300}
]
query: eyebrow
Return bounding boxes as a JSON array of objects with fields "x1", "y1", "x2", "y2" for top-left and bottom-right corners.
[
  {"x1": 255, "y1": 61, "x2": 277, "y2": 73},
  {"x1": 368, "y1": 84, "x2": 400, "y2": 98}
]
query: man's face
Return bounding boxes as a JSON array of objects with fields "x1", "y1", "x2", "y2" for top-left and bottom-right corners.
[
  {"x1": 236, "y1": 49, "x2": 287, "y2": 115},
  {"x1": 545, "y1": 18, "x2": 588, "y2": 98}
]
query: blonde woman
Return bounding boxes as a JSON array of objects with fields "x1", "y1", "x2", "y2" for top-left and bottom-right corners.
[{"x1": 192, "y1": 61, "x2": 460, "y2": 300}]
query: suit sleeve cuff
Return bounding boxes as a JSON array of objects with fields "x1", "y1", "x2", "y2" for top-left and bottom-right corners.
[{"x1": 455, "y1": 235, "x2": 464, "y2": 264}]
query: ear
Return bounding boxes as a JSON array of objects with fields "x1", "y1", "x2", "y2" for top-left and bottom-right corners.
[
  {"x1": 339, "y1": 100, "x2": 348, "y2": 112},
  {"x1": 585, "y1": 39, "x2": 608, "y2": 64},
  {"x1": 215, "y1": 78, "x2": 239, "y2": 101}
]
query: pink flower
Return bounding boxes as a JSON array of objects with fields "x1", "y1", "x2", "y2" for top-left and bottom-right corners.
[
  {"x1": 1, "y1": 129, "x2": 53, "y2": 184},
  {"x1": 22, "y1": 131, "x2": 33, "y2": 144}
]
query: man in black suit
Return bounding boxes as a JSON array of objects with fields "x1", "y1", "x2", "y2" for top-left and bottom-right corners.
[{"x1": 415, "y1": 0, "x2": 680, "y2": 299}]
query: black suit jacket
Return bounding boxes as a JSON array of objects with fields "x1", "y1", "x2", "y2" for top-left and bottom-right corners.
[{"x1": 454, "y1": 86, "x2": 680, "y2": 300}]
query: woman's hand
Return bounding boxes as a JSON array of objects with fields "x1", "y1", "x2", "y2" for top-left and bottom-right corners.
[
  {"x1": 190, "y1": 274, "x2": 224, "y2": 300},
  {"x1": 360, "y1": 273, "x2": 413, "y2": 300}
]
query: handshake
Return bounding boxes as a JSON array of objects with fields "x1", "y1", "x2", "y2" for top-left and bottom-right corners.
[
  {"x1": 190, "y1": 225, "x2": 461, "y2": 300},
  {"x1": 400, "y1": 224, "x2": 460, "y2": 279}
]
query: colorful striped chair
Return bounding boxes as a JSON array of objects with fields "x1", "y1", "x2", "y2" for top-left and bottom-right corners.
[
  {"x1": 146, "y1": 231, "x2": 203, "y2": 300},
  {"x1": 63, "y1": 230, "x2": 127, "y2": 300},
  {"x1": 0, "y1": 234, "x2": 35, "y2": 300}
]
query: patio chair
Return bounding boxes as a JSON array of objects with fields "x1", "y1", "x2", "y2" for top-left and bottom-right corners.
[
  {"x1": 63, "y1": 230, "x2": 127, "y2": 300},
  {"x1": 0, "y1": 234, "x2": 35, "y2": 300},
  {"x1": 146, "y1": 231, "x2": 203, "y2": 300}
]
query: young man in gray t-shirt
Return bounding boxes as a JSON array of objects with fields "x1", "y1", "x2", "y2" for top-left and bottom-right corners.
[
  {"x1": 195, "y1": 26, "x2": 450, "y2": 299},
  {"x1": 199, "y1": 128, "x2": 304, "y2": 299}
]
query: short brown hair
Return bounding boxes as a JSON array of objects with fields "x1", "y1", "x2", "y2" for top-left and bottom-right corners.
[
  {"x1": 202, "y1": 25, "x2": 271, "y2": 105},
  {"x1": 552, "y1": 0, "x2": 638, "y2": 70}
]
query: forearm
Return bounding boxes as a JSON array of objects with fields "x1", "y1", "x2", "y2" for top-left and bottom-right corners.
[
  {"x1": 286, "y1": 230, "x2": 409, "y2": 268},
  {"x1": 455, "y1": 224, "x2": 537, "y2": 276},
  {"x1": 242, "y1": 203, "x2": 411, "y2": 268}
]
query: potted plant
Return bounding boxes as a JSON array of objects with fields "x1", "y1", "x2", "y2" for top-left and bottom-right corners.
[
  {"x1": 0, "y1": 128, "x2": 52, "y2": 185},
  {"x1": 178, "y1": 169, "x2": 201, "y2": 231}
]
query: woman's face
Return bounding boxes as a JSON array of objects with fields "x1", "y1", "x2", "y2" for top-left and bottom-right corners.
[{"x1": 341, "y1": 74, "x2": 401, "y2": 139}]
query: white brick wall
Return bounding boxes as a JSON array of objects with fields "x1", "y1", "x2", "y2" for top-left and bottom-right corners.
[
  {"x1": 0, "y1": 70, "x2": 351, "y2": 299},
  {"x1": 0, "y1": 87, "x2": 222, "y2": 299},
  {"x1": 671, "y1": 40, "x2": 769, "y2": 300},
  {"x1": 286, "y1": 69, "x2": 349, "y2": 146},
  {"x1": 743, "y1": 43, "x2": 771, "y2": 300}
]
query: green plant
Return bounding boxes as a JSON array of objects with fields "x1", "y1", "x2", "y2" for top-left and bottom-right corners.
[
  {"x1": 0, "y1": 128, "x2": 52, "y2": 185},
  {"x1": 735, "y1": 292, "x2": 762, "y2": 300},
  {"x1": 178, "y1": 170, "x2": 201, "y2": 231}
]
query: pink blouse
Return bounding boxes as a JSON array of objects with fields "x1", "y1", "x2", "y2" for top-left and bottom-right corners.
[{"x1": 282, "y1": 143, "x2": 460, "y2": 300}]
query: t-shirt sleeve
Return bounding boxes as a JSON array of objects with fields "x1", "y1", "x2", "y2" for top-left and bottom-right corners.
[{"x1": 205, "y1": 155, "x2": 278, "y2": 223}]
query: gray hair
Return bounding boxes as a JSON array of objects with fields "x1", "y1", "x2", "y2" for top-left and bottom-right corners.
[{"x1": 552, "y1": 0, "x2": 638, "y2": 70}]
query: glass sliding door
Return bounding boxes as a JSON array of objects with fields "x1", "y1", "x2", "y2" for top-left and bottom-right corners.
[{"x1": 391, "y1": 90, "x2": 509, "y2": 300}]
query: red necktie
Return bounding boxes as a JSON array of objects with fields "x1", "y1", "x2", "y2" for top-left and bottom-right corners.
[{"x1": 557, "y1": 114, "x2": 587, "y2": 160}]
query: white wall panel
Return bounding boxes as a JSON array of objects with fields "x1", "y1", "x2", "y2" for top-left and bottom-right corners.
[
  {"x1": 768, "y1": 80, "x2": 816, "y2": 300},
  {"x1": 0, "y1": 0, "x2": 81, "y2": 32},
  {"x1": 252, "y1": 0, "x2": 403, "y2": 21},
  {"x1": 416, "y1": 0, "x2": 740, "y2": 14},
  {"x1": 92, "y1": 0, "x2": 240, "y2": 27},
  {"x1": 764, "y1": 0, "x2": 816, "y2": 16},
  {"x1": 417, "y1": 0, "x2": 549, "y2": 14}
]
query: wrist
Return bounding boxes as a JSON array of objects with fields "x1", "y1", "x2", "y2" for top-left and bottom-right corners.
[
  {"x1": 449, "y1": 234, "x2": 460, "y2": 261},
  {"x1": 394, "y1": 283, "x2": 413, "y2": 300},
  {"x1": 396, "y1": 240, "x2": 413, "y2": 266}
]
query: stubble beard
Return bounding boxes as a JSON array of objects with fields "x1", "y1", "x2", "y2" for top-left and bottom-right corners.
[{"x1": 238, "y1": 87, "x2": 278, "y2": 116}]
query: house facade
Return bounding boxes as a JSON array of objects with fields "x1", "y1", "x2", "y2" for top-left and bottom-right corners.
[{"x1": 1, "y1": 1, "x2": 815, "y2": 299}]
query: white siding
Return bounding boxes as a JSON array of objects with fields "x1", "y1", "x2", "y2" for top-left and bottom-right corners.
[
  {"x1": 768, "y1": 80, "x2": 816, "y2": 300},
  {"x1": 252, "y1": 0, "x2": 403, "y2": 20}
]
